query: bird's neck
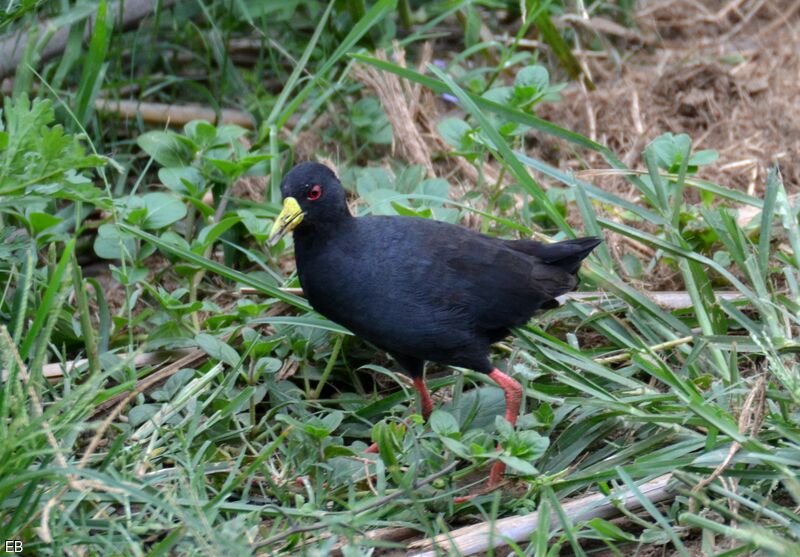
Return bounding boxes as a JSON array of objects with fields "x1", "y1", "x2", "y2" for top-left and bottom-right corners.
[{"x1": 294, "y1": 211, "x2": 354, "y2": 247}]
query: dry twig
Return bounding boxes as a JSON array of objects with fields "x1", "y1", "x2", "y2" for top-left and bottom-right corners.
[
  {"x1": 95, "y1": 99, "x2": 255, "y2": 128},
  {"x1": 0, "y1": 0, "x2": 176, "y2": 79},
  {"x1": 408, "y1": 474, "x2": 674, "y2": 556},
  {"x1": 0, "y1": 348, "x2": 194, "y2": 381}
]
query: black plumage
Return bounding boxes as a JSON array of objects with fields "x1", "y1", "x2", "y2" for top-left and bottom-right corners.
[{"x1": 269, "y1": 161, "x2": 600, "y2": 493}]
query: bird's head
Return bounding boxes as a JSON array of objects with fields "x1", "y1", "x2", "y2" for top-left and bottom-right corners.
[{"x1": 268, "y1": 162, "x2": 350, "y2": 247}]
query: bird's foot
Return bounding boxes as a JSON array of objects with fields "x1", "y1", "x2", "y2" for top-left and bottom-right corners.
[
  {"x1": 364, "y1": 442, "x2": 379, "y2": 454},
  {"x1": 453, "y1": 460, "x2": 507, "y2": 503}
]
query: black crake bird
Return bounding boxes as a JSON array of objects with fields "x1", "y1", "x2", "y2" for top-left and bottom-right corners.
[{"x1": 269, "y1": 162, "x2": 601, "y2": 491}]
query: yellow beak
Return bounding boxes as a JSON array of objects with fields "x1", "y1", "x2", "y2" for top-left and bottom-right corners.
[{"x1": 268, "y1": 197, "x2": 305, "y2": 247}]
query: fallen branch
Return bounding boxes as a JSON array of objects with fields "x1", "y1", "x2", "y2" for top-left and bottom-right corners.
[
  {"x1": 88, "y1": 348, "x2": 207, "y2": 418},
  {"x1": 323, "y1": 526, "x2": 422, "y2": 557},
  {"x1": 95, "y1": 98, "x2": 255, "y2": 128},
  {"x1": 735, "y1": 193, "x2": 799, "y2": 228},
  {"x1": 1, "y1": 348, "x2": 194, "y2": 381},
  {"x1": 239, "y1": 288, "x2": 746, "y2": 311},
  {"x1": 3, "y1": 301, "x2": 290, "y2": 384},
  {"x1": 4, "y1": 291, "x2": 746, "y2": 382},
  {"x1": 408, "y1": 473, "x2": 674, "y2": 556},
  {"x1": 593, "y1": 335, "x2": 694, "y2": 365},
  {"x1": 561, "y1": 290, "x2": 745, "y2": 310},
  {"x1": 0, "y1": 0, "x2": 175, "y2": 79}
]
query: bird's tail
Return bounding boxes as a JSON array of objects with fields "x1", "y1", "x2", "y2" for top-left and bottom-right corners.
[
  {"x1": 539, "y1": 236, "x2": 603, "y2": 274},
  {"x1": 537, "y1": 237, "x2": 602, "y2": 273},
  {"x1": 504, "y1": 236, "x2": 602, "y2": 273}
]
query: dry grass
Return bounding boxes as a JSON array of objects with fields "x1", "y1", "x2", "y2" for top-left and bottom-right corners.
[
  {"x1": 536, "y1": 0, "x2": 800, "y2": 197},
  {"x1": 352, "y1": 43, "x2": 438, "y2": 178},
  {"x1": 352, "y1": 42, "x2": 503, "y2": 206}
]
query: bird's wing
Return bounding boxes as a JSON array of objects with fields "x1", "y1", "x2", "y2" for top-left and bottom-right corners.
[
  {"x1": 408, "y1": 226, "x2": 580, "y2": 332},
  {"x1": 302, "y1": 218, "x2": 477, "y2": 355}
]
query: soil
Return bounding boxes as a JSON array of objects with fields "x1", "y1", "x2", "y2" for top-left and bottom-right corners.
[{"x1": 535, "y1": 0, "x2": 800, "y2": 198}]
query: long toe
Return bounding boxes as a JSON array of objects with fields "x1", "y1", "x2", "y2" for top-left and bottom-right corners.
[
  {"x1": 454, "y1": 465, "x2": 507, "y2": 503},
  {"x1": 488, "y1": 460, "x2": 506, "y2": 487}
]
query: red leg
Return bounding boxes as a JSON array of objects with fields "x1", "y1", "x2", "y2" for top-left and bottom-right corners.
[
  {"x1": 365, "y1": 442, "x2": 379, "y2": 453},
  {"x1": 489, "y1": 368, "x2": 523, "y2": 427},
  {"x1": 364, "y1": 377, "x2": 433, "y2": 454},
  {"x1": 487, "y1": 368, "x2": 523, "y2": 486},
  {"x1": 413, "y1": 377, "x2": 433, "y2": 421},
  {"x1": 454, "y1": 369, "x2": 524, "y2": 503}
]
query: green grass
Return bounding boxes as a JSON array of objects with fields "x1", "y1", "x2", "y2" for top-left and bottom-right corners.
[{"x1": 1, "y1": 1, "x2": 799, "y2": 556}]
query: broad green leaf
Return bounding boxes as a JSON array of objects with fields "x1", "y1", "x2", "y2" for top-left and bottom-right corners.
[
  {"x1": 28, "y1": 212, "x2": 63, "y2": 235},
  {"x1": 195, "y1": 333, "x2": 241, "y2": 367},
  {"x1": 500, "y1": 455, "x2": 539, "y2": 475},
  {"x1": 94, "y1": 223, "x2": 135, "y2": 260},
  {"x1": 437, "y1": 117, "x2": 472, "y2": 150},
  {"x1": 140, "y1": 193, "x2": 187, "y2": 229},
  {"x1": 128, "y1": 404, "x2": 160, "y2": 427},
  {"x1": 430, "y1": 410, "x2": 460, "y2": 436},
  {"x1": 159, "y1": 167, "x2": 203, "y2": 195},
  {"x1": 137, "y1": 131, "x2": 194, "y2": 168}
]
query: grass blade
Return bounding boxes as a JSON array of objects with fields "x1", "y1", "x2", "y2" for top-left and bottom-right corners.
[
  {"x1": 428, "y1": 64, "x2": 572, "y2": 233},
  {"x1": 529, "y1": 1, "x2": 589, "y2": 87},
  {"x1": 117, "y1": 224, "x2": 310, "y2": 310},
  {"x1": 74, "y1": 0, "x2": 111, "y2": 126},
  {"x1": 265, "y1": 0, "x2": 334, "y2": 127},
  {"x1": 275, "y1": 0, "x2": 397, "y2": 129},
  {"x1": 617, "y1": 468, "x2": 690, "y2": 557},
  {"x1": 19, "y1": 239, "x2": 75, "y2": 361}
]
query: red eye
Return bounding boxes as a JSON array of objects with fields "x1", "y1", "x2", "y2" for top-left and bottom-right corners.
[{"x1": 307, "y1": 184, "x2": 322, "y2": 201}]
